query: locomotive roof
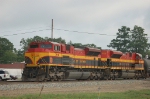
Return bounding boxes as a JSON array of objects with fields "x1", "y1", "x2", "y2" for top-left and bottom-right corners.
[
  {"x1": 30, "y1": 41, "x2": 61, "y2": 45},
  {"x1": 51, "y1": 42, "x2": 61, "y2": 45},
  {"x1": 86, "y1": 47, "x2": 100, "y2": 50},
  {"x1": 74, "y1": 48, "x2": 84, "y2": 50}
]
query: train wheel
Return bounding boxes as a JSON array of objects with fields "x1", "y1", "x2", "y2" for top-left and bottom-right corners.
[
  {"x1": 105, "y1": 76, "x2": 109, "y2": 80},
  {"x1": 50, "y1": 76, "x2": 55, "y2": 82},
  {"x1": 53, "y1": 75, "x2": 58, "y2": 81},
  {"x1": 98, "y1": 75, "x2": 102, "y2": 80},
  {"x1": 97, "y1": 77, "x2": 100, "y2": 80},
  {"x1": 92, "y1": 77, "x2": 96, "y2": 80},
  {"x1": 44, "y1": 79, "x2": 47, "y2": 82},
  {"x1": 142, "y1": 73, "x2": 147, "y2": 79},
  {"x1": 57, "y1": 76, "x2": 63, "y2": 82},
  {"x1": 136, "y1": 76, "x2": 139, "y2": 80},
  {"x1": 111, "y1": 75, "x2": 115, "y2": 80},
  {"x1": 87, "y1": 77, "x2": 91, "y2": 81},
  {"x1": 50, "y1": 78, "x2": 54, "y2": 82},
  {"x1": 135, "y1": 75, "x2": 137, "y2": 79},
  {"x1": 90, "y1": 76, "x2": 94, "y2": 80},
  {"x1": 95, "y1": 76, "x2": 99, "y2": 80},
  {"x1": 37, "y1": 75, "x2": 45, "y2": 82}
]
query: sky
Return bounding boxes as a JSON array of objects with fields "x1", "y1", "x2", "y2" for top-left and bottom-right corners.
[{"x1": 0, "y1": 0, "x2": 150, "y2": 50}]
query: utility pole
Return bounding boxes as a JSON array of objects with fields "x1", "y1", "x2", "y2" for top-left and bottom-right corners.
[{"x1": 51, "y1": 19, "x2": 53, "y2": 39}]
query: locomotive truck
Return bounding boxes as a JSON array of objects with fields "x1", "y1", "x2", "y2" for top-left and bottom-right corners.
[{"x1": 22, "y1": 41, "x2": 150, "y2": 81}]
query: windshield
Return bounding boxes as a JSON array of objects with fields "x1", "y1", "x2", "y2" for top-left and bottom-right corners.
[
  {"x1": 40, "y1": 44, "x2": 52, "y2": 48},
  {"x1": 30, "y1": 45, "x2": 38, "y2": 48}
]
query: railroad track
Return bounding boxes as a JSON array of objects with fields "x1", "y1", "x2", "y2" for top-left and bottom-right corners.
[
  {"x1": 0, "y1": 78, "x2": 149, "y2": 85},
  {"x1": 0, "y1": 78, "x2": 149, "y2": 92}
]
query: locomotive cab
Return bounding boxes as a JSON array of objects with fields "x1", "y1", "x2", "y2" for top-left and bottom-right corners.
[
  {"x1": 29, "y1": 42, "x2": 53, "y2": 50},
  {"x1": 25, "y1": 42, "x2": 54, "y2": 66}
]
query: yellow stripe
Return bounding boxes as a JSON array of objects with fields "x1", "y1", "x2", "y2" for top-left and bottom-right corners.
[
  {"x1": 25, "y1": 52, "x2": 144, "y2": 67},
  {"x1": 26, "y1": 63, "x2": 144, "y2": 71}
]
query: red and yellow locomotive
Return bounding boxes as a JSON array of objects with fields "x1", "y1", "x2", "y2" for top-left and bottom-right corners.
[{"x1": 22, "y1": 41, "x2": 149, "y2": 81}]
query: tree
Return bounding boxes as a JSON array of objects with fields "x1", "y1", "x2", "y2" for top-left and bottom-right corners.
[
  {"x1": 107, "y1": 26, "x2": 130, "y2": 52},
  {"x1": 16, "y1": 49, "x2": 24, "y2": 62},
  {"x1": 52, "y1": 37, "x2": 66, "y2": 44},
  {"x1": 107, "y1": 25, "x2": 150, "y2": 56},
  {"x1": 83, "y1": 44, "x2": 97, "y2": 48},
  {"x1": 67, "y1": 40, "x2": 72, "y2": 45},
  {"x1": 71, "y1": 42, "x2": 101, "y2": 49},
  {"x1": 20, "y1": 36, "x2": 44, "y2": 51},
  {"x1": 128, "y1": 25, "x2": 150, "y2": 56},
  {"x1": 0, "y1": 37, "x2": 17, "y2": 63},
  {"x1": 2, "y1": 50, "x2": 17, "y2": 63},
  {"x1": 72, "y1": 43, "x2": 83, "y2": 48}
]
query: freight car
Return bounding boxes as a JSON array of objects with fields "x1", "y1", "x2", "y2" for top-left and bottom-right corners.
[{"x1": 22, "y1": 41, "x2": 150, "y2": 81}]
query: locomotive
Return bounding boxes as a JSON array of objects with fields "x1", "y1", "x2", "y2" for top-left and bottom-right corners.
[{"x1": 22, "y1": 41, "x2": 150, "y2": 81}]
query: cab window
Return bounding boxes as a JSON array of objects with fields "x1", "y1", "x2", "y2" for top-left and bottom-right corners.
[
  {"x1": 30, "y1": 45, "x2": 38, "y2": 48},
  {"x1": 54, "y1": 45, "x2": 60, "y2": 51},
  {"x1": 40, "y1": 44, "x2": 52, "y2": 48}
]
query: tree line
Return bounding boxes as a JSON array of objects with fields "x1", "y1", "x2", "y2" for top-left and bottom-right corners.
[{"x1": 0, "y1": 25, "x2": 149, "y2": 64}]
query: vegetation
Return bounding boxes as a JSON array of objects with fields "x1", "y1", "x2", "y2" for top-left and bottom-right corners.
[
  {"x1": 0, "y1": 37, "x2": 17, "y2": 63},
  {"x1": 107, "y1": 26, "x2": 130, "y2": 52},
  {"x1": 108, "y1": 25, "x2": 150, "y2": 56},
  {"x1": 0, "y1": 89, "x2": 150, "y2": 99}
]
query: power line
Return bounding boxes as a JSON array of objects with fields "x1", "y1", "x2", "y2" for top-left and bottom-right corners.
[
  {"x1": 0, "y1": 26, "x2": 50, "y2": 34},
  {"x1": 56, "y1": 28, "x2": 150, "y2": 38},
  {"x1": 0, "y1": 28, "x2": 51, "y2": 37},
  {"x1": 0, "y1": 27, "x2": 150, "y2": 38},
  {"x1": 0, "y1": 28, "x2": 116, "y2": 37},
  {"x1": 54, "y1": 28, "x2": 115, "y2": 36}
]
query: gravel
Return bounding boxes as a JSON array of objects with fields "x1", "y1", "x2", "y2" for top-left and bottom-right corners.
[{"x1": 0, "y1": 79, "x2": 147, "y2": 91}]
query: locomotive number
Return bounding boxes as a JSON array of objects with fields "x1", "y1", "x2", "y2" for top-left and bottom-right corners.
[{"x1": 56, "y1": 53, "x2": 59, "y2": 56}]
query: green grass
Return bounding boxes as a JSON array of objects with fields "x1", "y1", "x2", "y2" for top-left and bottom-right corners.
[{"x1": 1, "y1": 89, "x2": 150, "y2": 99}]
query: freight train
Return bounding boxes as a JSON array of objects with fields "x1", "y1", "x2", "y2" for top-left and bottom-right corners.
[{"x1": 22, "y1": 41, "x2": 150, "y2": 81}]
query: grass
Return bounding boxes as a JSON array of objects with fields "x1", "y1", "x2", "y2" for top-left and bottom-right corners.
[{"x1": 0, "y1": 89, "x2": 150, "y2": 99}]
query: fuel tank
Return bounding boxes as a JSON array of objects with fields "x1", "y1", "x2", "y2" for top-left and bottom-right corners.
[
  {"x1": 121, "y1": 70, "x2": 135, "y2": 78},
  {"x1": 65, "y1": 72, "x2": 91, "y2": 80}
]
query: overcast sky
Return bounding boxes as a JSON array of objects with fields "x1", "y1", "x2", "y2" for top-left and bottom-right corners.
[{"x1": 0, "y1": 0, "x2": 150, "y2": 49}]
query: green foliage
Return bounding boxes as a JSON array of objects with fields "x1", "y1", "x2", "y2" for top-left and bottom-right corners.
[
  {"x1": 72, "y1": 43, "x2": 83, "y2": 48},
  {"x1": 0, "y1": 37, "x2": 17, "y2": 64},
  {"x1": 83, "y1": 44, "x2": 97, "y2": 48},
  {"x1": 0, "y1": 89, "x2": 150, "y2": 99},
  {"x1": 20, "y1": 36, "x2": 44, "y2": 51},
  {"x1": 128, "y1": 25, "x2": 150, "y2": 56},
  {"x1": 2, "y1": 50, "x2": 17, "y2": 63},
  {"x1": 67, "y1": 40, "x2": 73, "y2": 45},
  {"x1": 108, "y1": 26, "x2": 130, "y2": 52},
  {"x1": 108, "y1": 25, "x2": 149, "y2": 56},
  {"x1": 16, "y1": 49, "x2": 24, "y2": 62}
]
